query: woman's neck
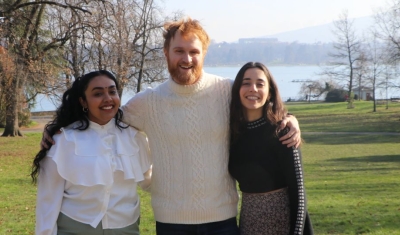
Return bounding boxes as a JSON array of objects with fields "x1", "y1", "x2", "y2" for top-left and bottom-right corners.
[{"x1": 244, "y1": 109, "x2": 263, "y2": 122}]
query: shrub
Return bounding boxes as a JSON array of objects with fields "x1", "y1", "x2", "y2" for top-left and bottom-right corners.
[
  {"x1": 18, "y1": 108, "x2": 32, "y2": 127},
  {"x1": 325, "y1": 89, "x2": 347, "y2": 102}
]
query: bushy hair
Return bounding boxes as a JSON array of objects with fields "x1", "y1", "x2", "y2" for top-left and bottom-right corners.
[
  {"x1": 163, "y1": 17, "x2": 210, "y2": 53},
  {"x1": 30, "y1": 70, "x2": 127, "y2": 183},
  {"x1": 230, "y1": 62, "x2": 287, "y2": 144}
]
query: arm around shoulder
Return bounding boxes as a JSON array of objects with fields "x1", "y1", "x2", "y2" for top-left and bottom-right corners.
[
  {"x1": 121, "y1": 90, "x2": 149, "y2": 131},
  {"x1": 134, "y1": 131, "x2": 152, "y2": 192},
  {"x1": 279, "y1": 114, "x2": 301, "y2": 148}
]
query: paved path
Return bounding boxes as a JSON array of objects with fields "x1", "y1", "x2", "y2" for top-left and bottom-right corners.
[{"x1": 19, "y1": 117, "x2": 51, "y2": 133}]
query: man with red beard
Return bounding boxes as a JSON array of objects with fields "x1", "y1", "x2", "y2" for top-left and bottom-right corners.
[
  {"x1": 121, "y1": 17, "x2": 301, "y2": 235},
  {"x1": 41, "y1": 17, "x2": 301, "y2": 235}
]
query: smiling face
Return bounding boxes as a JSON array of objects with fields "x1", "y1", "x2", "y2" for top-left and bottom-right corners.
[
  {"x1": 239, "y1": 68, "x2": 270, "y2": 121},
  {"x1": 164, "y1": 32, "x2": 204, "y2": 85},
  {"x1": 79, "y1": 75, "x2": 120, "y2": 125}
]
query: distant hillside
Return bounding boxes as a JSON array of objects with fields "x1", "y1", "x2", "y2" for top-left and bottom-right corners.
[
  {"x1": 204, "y1": 16, "x2": 375, "y2": 66},
  {"x1": 264, "y1": 15, "x2": 375, "y2": 44},
  {"x1": 205, "y1": 40, "x2": 333, "y2": 66}
]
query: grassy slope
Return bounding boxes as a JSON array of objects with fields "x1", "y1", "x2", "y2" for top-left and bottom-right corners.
[
  {"x1": 302, "y1": 134, "x2": 400, "y2": 234},
  {"x1": 287, "y1": 101, "x2": 400, "y2": 133}
]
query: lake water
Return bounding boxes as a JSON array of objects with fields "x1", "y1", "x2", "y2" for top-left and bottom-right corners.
[
  {"x1": 32, "y1": 65, "x2": 393, "y2": 111},
  {"x1": 205, "y1": 65, "x2": 321, "y2": 99}
]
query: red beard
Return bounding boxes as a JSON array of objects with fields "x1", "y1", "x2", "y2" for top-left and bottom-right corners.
[{"x1": 168, "y1": 60, "x2": 203, "y2": 85}]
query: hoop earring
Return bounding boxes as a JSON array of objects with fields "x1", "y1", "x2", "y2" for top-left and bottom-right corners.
[{"x1": 83, "y1": 107, "x2": 88, "y2": 113}]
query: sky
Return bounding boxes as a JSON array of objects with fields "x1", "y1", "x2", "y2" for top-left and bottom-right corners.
[{"x1": 162, "y1": 0, "x2": 386, "y2": 43}]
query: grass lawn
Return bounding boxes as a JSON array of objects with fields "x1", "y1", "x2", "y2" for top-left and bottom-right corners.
[
  {"x1": 0, "y1": 101, "x2": 399, "y2": 234},
  {"x1": 287, "y1": 100, "x2": 400, "y2": 133},
  {"x1": 302, "y1": 134, "x2": 400, "y2": 234}
]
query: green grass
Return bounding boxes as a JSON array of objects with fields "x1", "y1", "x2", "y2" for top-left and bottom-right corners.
[
  {"x1": 0, "y1": 102, "x2": 399, "y2": 234},
  {"x1": 302, "y1": 134, "x2": 400, "y2": 234},
  {"x1": 0, "y1": 133, "x2": 40, "y2": 234},
  {"x1": 0, "y1": 133, "x2": 156, "y2": 235},
  {"x1": 287, "y1": 101, "x2": 400, "y2": 133}
]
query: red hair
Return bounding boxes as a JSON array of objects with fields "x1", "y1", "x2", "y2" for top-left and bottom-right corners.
[{"x1": 163, "y1": 17, "x2": 210, "y2": 53}]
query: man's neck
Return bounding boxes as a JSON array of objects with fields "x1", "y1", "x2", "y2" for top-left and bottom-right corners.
[{"x1": 172, "y1": 78, "x2": 200, "y2": 85}]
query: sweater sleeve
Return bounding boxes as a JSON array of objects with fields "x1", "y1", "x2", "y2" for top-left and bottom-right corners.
[
  {"x1": 277, "y1": 142, "x2": 307, "y2": 235},
  {"x1": 35, "y1": 157, "x2": 65, "y2": 235},
  {"x1": 135, "y1": 131, "x2": 152, "y2": 192},
  {"x1": 121, "y1": 90, "x2": 149, "y2": 131}
]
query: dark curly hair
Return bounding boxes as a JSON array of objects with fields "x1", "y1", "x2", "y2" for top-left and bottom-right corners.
[{"x1": 30, "y1": 70, "x2": 127, "y2": 183}]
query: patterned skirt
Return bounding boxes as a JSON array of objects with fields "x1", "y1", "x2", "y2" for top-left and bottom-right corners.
[{"x1": 239, "y1": 188, "x2": 291, "y2": 235}]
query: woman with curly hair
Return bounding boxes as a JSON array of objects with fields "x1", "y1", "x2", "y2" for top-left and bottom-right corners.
[{"x1": 31, "y1": 70, "x2": 151, "y2": 235}]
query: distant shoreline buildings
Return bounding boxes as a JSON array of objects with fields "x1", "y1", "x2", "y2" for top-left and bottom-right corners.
[{"x1": 238, "y1": 38, "x2": 279, "y2": 44}]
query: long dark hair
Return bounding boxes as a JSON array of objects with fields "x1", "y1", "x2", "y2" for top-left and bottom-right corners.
[
  {"x1": 30, "y1": 70, "x2": 127, "y2": 183},
  {"x1": 230, "y1": 62, "x2": 287, "y2": 144}
]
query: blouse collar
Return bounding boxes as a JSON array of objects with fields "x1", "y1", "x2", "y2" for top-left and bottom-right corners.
[
  {"x1": 50, "y1": 118, "x2": 145, "y2": 187},
  {"x1": 88, "y1": 118, "x2": 115, "y2": 132}
]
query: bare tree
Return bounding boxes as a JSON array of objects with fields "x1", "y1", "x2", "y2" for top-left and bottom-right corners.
[
  {"x1": 379, "y1": 60, "x2": 397, "y2": 109},
  {"x1": 0, "y1": 0, "x2": 174, "y2": 137},
  {"x1": 364, "y1": 32, "x2": 385, "y2": 112},
  {"x1": 132, "y1": 0, "x2": 166, "y2": 92},
  {"x1": 45, "y1": 0, "x2": 93, "y2": 82},
  {"x1": 56, "y1": 0, "x2": 166, "y2": 96},
  {"x1": 353, "y1": 51, "x2": 368, "y2": 100},
  {"x1": 374, "y1": 0, "x2": 400, "y2": 61},
  {"x1": 323, "y1": 10, "x2": 361, "y2": 107},
  {"x1": 0, "y1": 0, "x2": 91, "y2": 136},
  {"x1": 0, "y1": 46, "x2": 16, "y2": 127},
  {"x1": 374, "y1": 0, "x2": 400, "y2": 91},
  {"x1": 92, "y1": 0, "x2": 165, "y2": 95},
  {"x1": 299, "y1": 80, "x2": 323, "y2": 102}
]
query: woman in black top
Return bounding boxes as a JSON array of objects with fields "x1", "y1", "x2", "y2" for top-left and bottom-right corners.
[{"x1": 229, "y1": 62, "x2": 313, "y2": 235}]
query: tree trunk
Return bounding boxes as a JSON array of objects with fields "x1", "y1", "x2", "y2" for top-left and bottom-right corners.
[
  {"x1": 2, "y1": 75, "x2": 23, "y2": 137},
  {"x1": 137, "y1": 68, "x2": 143, "y2": 93},
  {"x1": 373, "y1": 88, "x2": 376, "y2": 112}
]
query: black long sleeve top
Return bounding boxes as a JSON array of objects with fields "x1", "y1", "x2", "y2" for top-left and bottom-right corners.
[{"x1": 229, "y1": 117, "x2": 313, "y2": 235}]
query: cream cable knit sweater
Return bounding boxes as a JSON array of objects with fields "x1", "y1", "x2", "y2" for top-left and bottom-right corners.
[{"x1": 122, "y1": 72, "x2": 239, "y2": 224}]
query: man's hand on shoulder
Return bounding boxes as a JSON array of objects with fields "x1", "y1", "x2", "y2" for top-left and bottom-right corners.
[
  {"x1": 278, "y1": 114, "x2": 301, "y2": 148},
  {"x1": 40, "y1": 128, "x2": 60, "y2": 150}
]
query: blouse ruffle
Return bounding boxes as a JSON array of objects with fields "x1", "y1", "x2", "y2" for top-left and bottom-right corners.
[{"x1": 46, "y1": 119, "x2": 150, "y2": 186}]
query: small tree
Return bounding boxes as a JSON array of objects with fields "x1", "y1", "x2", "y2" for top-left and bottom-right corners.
[
  {"x1": 374, "y1": 0, "x2": 400, "y2": 94},
  {"x1": 322, "y1": 10, "x2": 361, "y2": 108},
  {"x1": 299, "y1": 80, "x2": 325, "y2": 102},
  {"x1": 364, "y1": 32, "x2": 385, "y2": 112},
  {"x1": 354, "y1": 51, "x2": 368, "y2": 100}
]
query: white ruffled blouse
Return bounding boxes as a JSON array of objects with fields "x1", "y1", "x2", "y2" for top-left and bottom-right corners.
[{"x1": 35, "y1": 119, "x2": 152, "y2": 235}]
